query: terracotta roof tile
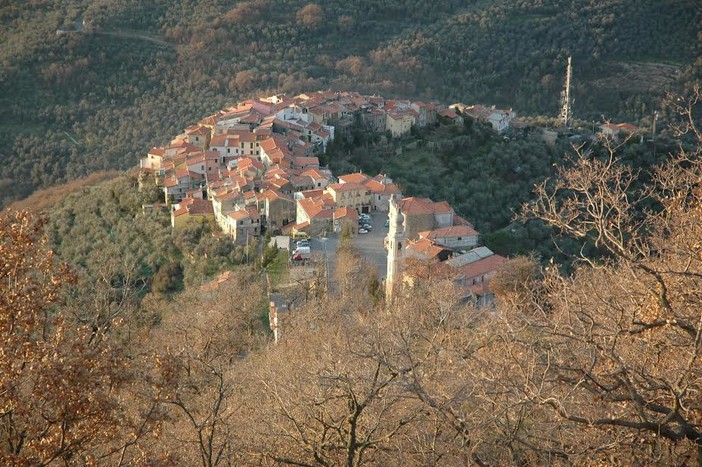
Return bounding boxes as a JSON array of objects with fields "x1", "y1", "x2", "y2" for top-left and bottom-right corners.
[
  {"x1": 420, "y1": 225, "x2": 479, "y2": 239},
  {"x1": 338, "y1": 172, "x2": 370, "y2": 184},
  {"x1": 452, "y1": 254, "x2": 507, "y2": 279},
  {"x1": 406, "y1": 238, "x2": 445, "y2": 259}
]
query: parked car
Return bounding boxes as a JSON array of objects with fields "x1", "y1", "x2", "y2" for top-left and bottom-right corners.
[
  {"x1": 290, "y1": 231, "x2": 309, "y2": 240},
  {"x1": 362, "y1": 223, "x2": 372, "y2": 231},
  {"x1": 384, "y1": 219, "x2": 390, "y2": 227},
  {"x1": 291, "y1": 246, "x2": 311, "y2": 262},
  {"x1": 358, "y1": 228, "x2": 369, "y2": 234},
  {"x1": 296, "y1": 240, "x2": 310, "y2": 248}
]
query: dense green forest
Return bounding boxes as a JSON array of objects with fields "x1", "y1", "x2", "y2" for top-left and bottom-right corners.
[
  {"x1": 326, "y1": 115, "x2": 679, "y2": 260},
  {"x1": 1, "y1": 0, "x2": 700, "y2": 207}
]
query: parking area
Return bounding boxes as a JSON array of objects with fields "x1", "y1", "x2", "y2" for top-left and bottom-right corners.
[
  {"x1": 352, "y1": 211, "x2": 389, "y2": 279},
  {"x1": 284, "y1": 211, "x2": 390, "y2": 285}
]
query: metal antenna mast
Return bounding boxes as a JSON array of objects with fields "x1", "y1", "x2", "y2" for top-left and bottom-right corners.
[{"x1": 560, "y1": 56, "x2": 573, "y2": 128}]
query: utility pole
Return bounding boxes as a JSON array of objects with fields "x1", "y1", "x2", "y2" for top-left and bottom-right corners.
[
  {"x1": 652, "y1": 110, "x2": 658, "y2": 159},
  {"x1": 320, "y1": 233, "x2": 329, "y2": 293},
  {"x1": 560, "y1": 56, "x2": 573, "y2": 128}
]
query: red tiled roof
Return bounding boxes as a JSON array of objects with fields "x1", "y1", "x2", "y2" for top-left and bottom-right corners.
[
  {"x1": 268, "y1": 178, "x2": 291, "y2": 189},
  {"x1": 292, "y1": 221, "x2": 311, "y2": 231},
  {"x1": 186, "y1": 152, "x2": 206, "y2": 163},
  {"x1": 421, "y1": 225, "x2": 479, "y2": 239},
  {"x1": 301, "y1": 168, "x2": 326, "y2": 180},
  {"x1": 431, "y1": 200, "x2": 454, "y2": 214},
  {"x1": 328, "y1": 182, "x2": 365, "y2": 192},
  {"x1": 237, "y1": 157, "x2": 264, "y2": 170},
  {"x1": 293, "y1": 156, "x2": 319, "y2": 167},
  {"x1": 407, "y1": 238, "x2": 445, "y2": 259},
  {"x1": 174, "y1": 198, "x2": 213, "y2": 217},
  {"x1": 265, "y1": 167, "x2": 289, "y2": 179},
  {"x1": 299, "y1": 189, "x2": 325, "y2": 199},
  {"x1": 228, "y1": 210, "x2": 252, "y2": 221},
  {"x1": 338, "y1": 172, "x2": 370, "y2": 184},
  {"x1": 290, "y1": 175, "x2": 314, "y2": 187},
  {"x1": 313, "y1": 128, "x2": 330, "y2": 138},
  {"x1": 209, "y1": 134, "x2": 228, "y2": 146},
  {"x1": 199, "y1": 115, "x2": 219, "y2": 127},
  {"x1": 364, "y1": 179, "x2": 401, "y2": 194},
  {"x1": 261, "y1": 189, "x2": 293, "y2": 202},
  {"x1": 439, "y1": 108, "x2": 459, "y2": 119},
  {"x1": 298, "y1": 197, "x2": 333, "y2": 219},
  {"x1": 398, "y1": 197, "x2": 435, "y2": 215},
  {"x1": 215, "y1": 190, "x2": 241, "y2": 202},
  {"x1": 185, "y1": 124, "x2": 211, "y2": 136},
  {"x1": 259, "y1": 135, "x2": 287, "y2": 153},
  {"x1": 245, "y1": 205, "x2": 260, "y2": 218},
  {"x1": 453, "y1": 254, "x2": 508, "y2": 279},
  {"x1": 602, "y1": 122, "x2": 639, "y2": 134},
  {"x1": 333, "y1": 207, "x2": 359, "y2": 220}
]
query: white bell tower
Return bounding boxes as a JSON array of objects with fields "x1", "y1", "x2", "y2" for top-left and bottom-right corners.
[{"x1": 386, "y1": 194, "x2": 405, "y2": 301}]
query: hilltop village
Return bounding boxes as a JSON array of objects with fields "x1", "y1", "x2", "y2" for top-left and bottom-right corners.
[{"x1": 139, "y1": 90, "x2": 638, "y2": 305}]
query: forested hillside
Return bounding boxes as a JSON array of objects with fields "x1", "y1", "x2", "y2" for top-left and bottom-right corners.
[
  {"x1": 2, "y1": 91, "x2": 701, "y2": 463},
  {"x1": 1, "y1": 0, "x2": 700, "y2": 207}
]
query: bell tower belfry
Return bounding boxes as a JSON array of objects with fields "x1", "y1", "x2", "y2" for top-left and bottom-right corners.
[{"x1": 386, "y1": 194, "x2": 405, "y2": 301}]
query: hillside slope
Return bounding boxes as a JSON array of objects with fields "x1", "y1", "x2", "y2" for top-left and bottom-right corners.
[{"x1": 1, "y1": 0, "x2": 699, "y2": 207}]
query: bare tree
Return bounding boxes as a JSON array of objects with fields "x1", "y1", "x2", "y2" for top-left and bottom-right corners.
[
  {"x1": 508, "y1": 87, "x2": 702, "y2": 464},
  {"x1": 0, "y1": 211, "x2": 161, "y2": 465},
  {"x1": 152, "y1": 270, "x2": 267, "y2": 466}
]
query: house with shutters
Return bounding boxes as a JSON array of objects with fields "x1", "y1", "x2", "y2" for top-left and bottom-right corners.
[
  {"x1": 226, "y1": 206, "x2": 261, "y2": 245},
  {"x1": 325, "y1": 182, "x2": 371, "y2": 214}
]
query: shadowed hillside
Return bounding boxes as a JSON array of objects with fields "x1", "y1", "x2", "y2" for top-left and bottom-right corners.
[{"x1": 1, "y1": 0, "x2": 699, "y2": 207}]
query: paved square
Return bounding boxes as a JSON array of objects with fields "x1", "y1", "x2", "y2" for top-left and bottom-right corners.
[{"x1": 352, "y1": 211, "x2": 389, "y2": 279}]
